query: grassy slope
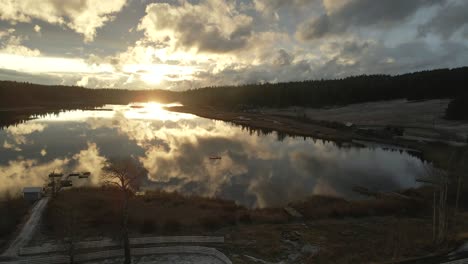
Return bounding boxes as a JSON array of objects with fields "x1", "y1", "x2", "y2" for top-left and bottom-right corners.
[{"x1": 39, "y1": 186, "x2": 468, "y2": 263}]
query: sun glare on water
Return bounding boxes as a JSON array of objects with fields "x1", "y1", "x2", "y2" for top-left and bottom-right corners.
[
  {"x1": 36, "y1": 102, "x2": 195, "y2": 122},
  {"x1": 124, "y1": 102, "x2": 195, "y2": 121}
]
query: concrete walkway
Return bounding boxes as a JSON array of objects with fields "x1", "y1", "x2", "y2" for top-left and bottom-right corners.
[
  {"x1": 137, "y1": 255, "x2": 225, "y2": 264},
  {"x1": 1, "y1": 197, "x2": 50, "y2": 258},
  {"x1": 2, "y1": 246, "x2": 232, "y2": 264},
  {"x1": 441, "y1": 258, "x2": 468, "y2": 264},
  {"x1": 88, "y1": 255, "x2": 226, "y2": 264},
  {"x1": 19, "y1": 236, "x2": 225, "y2": 256}
]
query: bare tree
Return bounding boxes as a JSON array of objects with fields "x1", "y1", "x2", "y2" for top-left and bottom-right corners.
[
  {"x1": 61, "y1": 206, "x2": 78, "y2": 264},
  {"x1": 102, "y1": 158, "x2": 143, "y2": 264},
  {"x1": 451, "y1": 148, "x2": 467, "y2": 233},
  {"x1": 418, "y1": 165, "x2": 449, "y2": 244},
  {"x1": 418, "y1": 148, "x2": 468, "y2": 245}
]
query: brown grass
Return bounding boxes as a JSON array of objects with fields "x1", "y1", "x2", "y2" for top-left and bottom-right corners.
[
  {"x1": 291, "y1": 193, "x2": 430, "y2": 220},
  {"x1": 43, "y1": 187, "x2": 288, "y2": 238},
  {"x1": 226, "y1": 212, "x2": 468, "y2": 264},
  {"x1": 38, "y1": 186, "x2": 468, "y2": 263},
  {"x1": 44, "y1": 186, "x2": 439, "y2": 240}
]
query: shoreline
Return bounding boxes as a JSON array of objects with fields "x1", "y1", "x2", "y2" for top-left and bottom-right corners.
[
  {"x1": 167, "y1": 105, "x2": 466, "y2": 165},
  {"x1": 167, "y1": 105, "x2": 353, "y2": 143}
]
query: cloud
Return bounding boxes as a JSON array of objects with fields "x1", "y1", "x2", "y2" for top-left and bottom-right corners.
[
  {"x1": 6, "y1": 123, "x2": 47, "y2": 145},
  {"x1": 3, "y1": 140, "x2": 21, "y2": 152},
  {"x1": 0, "y1": 0, "x2": 127, "y2": 42},
  {"x1": 0, "y1": 142, "x2": 107, "y2": 194},
  {"x1": 0, "y1": 0, "x2": 467, "y2": 90},
  {"x1": 254, "y1": 0, "x2": 318, "y2": 15},
  {"x1": 0, "y1": 68, "x2": 73, "y2": 86},
  {"x1": 0, "y1": 52, "x2": 116, "y2": 88},
  {"x1": 134, "y1": 118, "x2": 426, "y2": 207},
  {"x1": 297, "y1": 0, "x2": 442, "y2": 40},
  {"x1": 0, "y1": 29, "x2": 40, "y2": 56},
  {"x1": 418, "y1": 0, "x2": 468, "y2": 39},
  {"x1": 0, "y1": 158, "x2": 70, "y2": 194},
  {"x1": 272, "y1": 49, "x2": 293, "y2": 66},
  {"x1": 311, "y1": 38, "x2": 468, "y2": 78},
  {"x1": 72, "y1": 142, "x2": 107, "y2": 185},
  {"x1": 0, "y1": 103, "x2": 428, "y2": 207},
  {"x1": 138, "y1": 0, "x2": 253, "y2": 53}
]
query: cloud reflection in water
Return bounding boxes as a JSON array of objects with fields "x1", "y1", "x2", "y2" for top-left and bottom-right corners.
[{"x1": 0, "y1": 103, "x2": 426, "y2": 207}]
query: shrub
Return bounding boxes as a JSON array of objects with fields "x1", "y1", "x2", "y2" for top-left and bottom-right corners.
[
  {"x1": 162, "y1": 219, "x2": 181, "y2": 234},
  {"x1": 140, "y1": 219, "x2": 157, "y2": 234},
  {"x1": 238, "y1": 213, "x2": 252, "y2": 224},
  {"x1": 292, "y1": 195, "x2": 428, "y2": 220},
  {"x1": 446, "y1": 94, "x2": 468, "y2": 120},
  {"x1": 221, "y1": 213, "x2": 238, "y2": 225},
  {"x1": 199, "y1": 216, "x2": 223, "y2": 231}
]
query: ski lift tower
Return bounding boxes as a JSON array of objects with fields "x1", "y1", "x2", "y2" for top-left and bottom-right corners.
[{"x1": 47, "y1": 171, "x2": 92, "y2": 197}]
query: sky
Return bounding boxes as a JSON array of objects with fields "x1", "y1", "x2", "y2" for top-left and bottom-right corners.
[{"x1": 0, "y1": 0, "x2": 467, "y2": 90}]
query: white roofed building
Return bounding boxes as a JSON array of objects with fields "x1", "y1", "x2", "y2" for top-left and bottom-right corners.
[{"x1": 23, "y1": 187, "x2": 44, "y2": 202}]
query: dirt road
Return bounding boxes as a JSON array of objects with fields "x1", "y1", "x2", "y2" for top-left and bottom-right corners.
[{"x1": 1, "y1": 197, "x2": 50, "y2": 257}]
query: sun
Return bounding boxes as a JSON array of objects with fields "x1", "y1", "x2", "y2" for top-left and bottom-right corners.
[{"x1": 141, "y1": 72, "x2": 164, "y2": 84}]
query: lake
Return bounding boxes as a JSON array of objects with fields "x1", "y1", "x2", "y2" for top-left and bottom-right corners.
[{"x1": 0, "y1": 103, "x2": 428, "y2": 208}]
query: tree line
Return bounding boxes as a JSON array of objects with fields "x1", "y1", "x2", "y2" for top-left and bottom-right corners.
[
  {"x1": 177, "y1": 67, "x2": 468, "y2": 110},
  {"x1": 1, "y1": 67, "x2": 467, "y2": 120},
  {"x1": 0, "y1": 81, "x2": 176, "y2": 108}
]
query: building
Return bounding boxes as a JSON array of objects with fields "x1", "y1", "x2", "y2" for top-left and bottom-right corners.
[{"x1": 23, "y1": 187, "x2": 43, "y2": 202}]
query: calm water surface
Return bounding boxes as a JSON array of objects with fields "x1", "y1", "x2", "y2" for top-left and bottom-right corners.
[{"x1": 0, "y1": 103, "x2": 427, "y2": 207}]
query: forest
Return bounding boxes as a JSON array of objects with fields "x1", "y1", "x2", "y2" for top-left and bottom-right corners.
[
  {"x1": 1, "y1": 67, "x2": 467, "y2": 121},
  {"x1": 177, "y1": 67, "x2": 468, "y2": 110},
  {"x1": 0, "y1": 81, "x2": 176, "y2": 107}
]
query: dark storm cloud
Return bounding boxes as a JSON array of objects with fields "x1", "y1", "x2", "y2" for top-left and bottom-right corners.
[
  {"x1": 254, "y1": 0, "x2": 318, "y2": 13},
  {"x1": 418, "y1": 0, "x2": 468, "y2": 39},
  {"x1": 175, "y1": 17, "x2": 252, "y2": 53},
  {"x1": 311, "y1": 39, "x2": 468, "y2": 79},
  {"x1": 297, "y1": 0, "x2": 443, "y2": 40},
  {"x1": 273, "y1": 49, "x2": 293, "y2": 66}
]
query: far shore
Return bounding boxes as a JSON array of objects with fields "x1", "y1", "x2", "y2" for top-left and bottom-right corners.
[{"x1": 167, "y1": 100, "x2": 468, "y2": 171}]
